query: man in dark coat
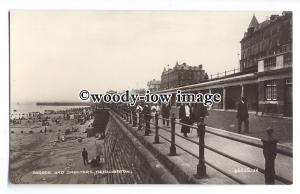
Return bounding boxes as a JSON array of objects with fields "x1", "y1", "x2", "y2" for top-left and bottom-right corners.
[
  {"x1": 142, "y1": 104, "x2": 151, "y2": 135},
  {"x1": 179, "y1": 103, "x2": 193, "y2": 137},
  {"x1": 192, "y1": 103, "x2": 208, "y2": 137},
  {"x1": 132, "y1": 104, "x2": 137, "y2": 127},
  {"x1": 82, "y1": 148, "x2": 89, "y2": 166},
  {"x1": 161, "y1": 103, "x2": 171, "y2": 126},
  {"x1": 236, "y1": 97, "x2": 249, "y2": 134}
]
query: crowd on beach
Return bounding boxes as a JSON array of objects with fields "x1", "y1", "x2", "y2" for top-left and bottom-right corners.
[{"x1": 10, "y1": 107, "x2": 94, "y2": 135}]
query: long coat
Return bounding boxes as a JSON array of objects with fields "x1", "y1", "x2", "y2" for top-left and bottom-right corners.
[
  {"x1": 236, "y1": 100, "x2": 249, "y2": 120},
  {"x1": 179, "y1": 104, "x2": 193, "y2": 133},
  {"x1": 193, "y1": 103, "x2": 208, "y2": 123},
  {"x1": 142, "y1": 105, "x2": 151, "y2": 122},
  {"x1": 161, "y1": 104, "x2": 171, "y2": 118}
]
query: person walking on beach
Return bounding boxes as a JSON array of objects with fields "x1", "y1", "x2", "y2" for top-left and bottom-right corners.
[
  {"x1": 82, "y1": 148, "x2": 89, "y2": 166},
  {"x1": 236, "y1": 97, "x2": 249, "y2": 134}
]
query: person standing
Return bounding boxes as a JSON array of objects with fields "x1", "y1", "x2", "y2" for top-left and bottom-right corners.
[
  {"x1": 132, "y1": 104, "x2": 137, "y2": 127},
  {"x1": 150, "y1": 103, "x2": 160, "y2": 123},
  {"x1": 150, "y1": 103, "x2": 157, "y2": 123},
  {"x1": 142, "y1": 104, "x2": 151, "y2": 135},
  {"x1": 161, "y1": 103, "x2": 171, "y2": 126},
  {"x1": 236, "y1": 97, "x2": 249, "y2": 134},
  {"x1": 179, "y1": 103, "x2": 193, "y2": 137},
  {"x1": 136, "y1": 103, "x2": 143, "y2": 131},
  {"x1": 82, "y1": 148, "x2": 89, "y2": 166},
  {"x1": 192, "y1": 103, "x2": 208, "y2": 137}
]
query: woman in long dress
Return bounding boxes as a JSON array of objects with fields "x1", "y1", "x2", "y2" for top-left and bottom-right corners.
[{"x1": 179, "y1": 103, "x2": 193, "y2": 137}]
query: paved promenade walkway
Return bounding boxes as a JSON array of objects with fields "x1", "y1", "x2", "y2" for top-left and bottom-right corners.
[
  {"x1": 170, "y1": 108, "x2": 292, "y2": 146},
  {"x1": 123, "y1": 113, "x2": 293, "y2": 184}
]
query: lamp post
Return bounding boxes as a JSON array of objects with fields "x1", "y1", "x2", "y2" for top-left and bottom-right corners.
[
  {"x1": 237, "y1": 53, "x2": 240, "y2": 70},
  {"x1": 167, "y1": 64, "x2": 170, "y2": 89}
]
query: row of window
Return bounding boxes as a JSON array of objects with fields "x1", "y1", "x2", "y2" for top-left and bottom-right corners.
[
  {"x1": 243, "y1": 24, "x2": 282, "y2": 49},
  {"x1": 163, "y1": 79, "x2": 287, "y2": 102},
  {"x1": 284, "y1": 53, "x2": 292, "y2": 66},
  {"x1": 264, "y1": 57, "x2": 276, "y2": 68},
  {"x1": 265, "y1": 80, "x2": 278, "y2": 101}
]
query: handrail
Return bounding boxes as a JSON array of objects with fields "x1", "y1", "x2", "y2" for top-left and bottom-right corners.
[{"x1": 112, "y1": 106, "x2": 292, "y2": 184}]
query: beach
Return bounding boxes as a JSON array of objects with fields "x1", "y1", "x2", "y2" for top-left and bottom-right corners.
[{"x1": 9, "y1": 106, "x2": 106, "y2": 184}]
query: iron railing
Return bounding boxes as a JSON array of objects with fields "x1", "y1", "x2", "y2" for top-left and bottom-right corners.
[{"x1": 112, "y1": 105, "x2": 292, "y2": 185}]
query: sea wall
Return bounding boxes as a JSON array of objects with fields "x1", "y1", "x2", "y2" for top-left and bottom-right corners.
[{"x1": 97, "y1": 110, "x2": 178, "y2": 184}]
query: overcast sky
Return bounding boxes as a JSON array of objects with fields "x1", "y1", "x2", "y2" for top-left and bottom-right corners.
[{"x1": 10, "y1": 10, "x2": 282, "y2": 102}]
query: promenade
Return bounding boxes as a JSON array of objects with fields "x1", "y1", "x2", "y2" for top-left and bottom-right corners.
[
  {"x1": 116, "y1": 109, "x2": 293, "y2": 184},
  {"x1": 170, "y1": 108, "x2": 293, "y2": 147}
]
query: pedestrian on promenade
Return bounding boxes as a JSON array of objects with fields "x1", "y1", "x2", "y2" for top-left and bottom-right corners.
[
  {"x1": 142, "y1": 104, "x2": 151, "y2": 135},
  {"x1": 192, "y1": 103, "x2": 208, "y2": 137},
  {"x1": 179, "y1": 103, "x2": 193, "y2": 137},
  {"x1": 136, "y1": 103, "x2": 143, "y2": 131},
  {"x1": 236, "y1": 96, "x2": 249, "y2": 134},
  {"x1": 82, "y1": 148, "x2": 89, "y2": 166},
  {"x1": 161, "y1": 103, "x2": 171, "y2": 126},
  {"x1": 132, "y1": 104, "x2": 137, "y2": 127},
  {"x1": 150, "y1": 103, "x2": 156, "y2": 122},
  {"x1": 151, "y1": 103, "x2": 160, "y2": 123}
]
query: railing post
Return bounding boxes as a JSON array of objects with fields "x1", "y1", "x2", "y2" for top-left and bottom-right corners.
[
  {"x1": 137, "y1": 113, "x2": 142, "y2": 131},
  {"x1": 169, "y1": 113, "x2": 176, "y2": 156},
  {"x1": 153, "y1": 113, "x2": 160, "y2": 144},
  {"x1": 133, "y1": 111, "x2": 137, "y2": 127},
  {"x1": 129, "y1": 109, "x2": 132, "y2": 124},
  {"x1": 144, "y1": 113, "x2": 151, "y2": 136},
  {"x1": 262, "y1": 128, "x2": 278, "y2": 184},
  {"x1": 195, "y1": 117, "x2": 207, "y2": 178}
]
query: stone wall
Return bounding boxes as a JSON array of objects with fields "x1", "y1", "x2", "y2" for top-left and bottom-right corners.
[{"x1": 102, "y1": 111, "x2": 178, "y2": 184}]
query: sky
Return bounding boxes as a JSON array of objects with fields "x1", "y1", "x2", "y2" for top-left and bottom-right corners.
[{"x1": 10, "y1": 10, "x2": 282, "y2": 102}]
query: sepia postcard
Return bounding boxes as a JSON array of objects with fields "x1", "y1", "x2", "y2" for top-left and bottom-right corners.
[{"x1": 9, "y1": 10, "x2": 293, "y2": 184}]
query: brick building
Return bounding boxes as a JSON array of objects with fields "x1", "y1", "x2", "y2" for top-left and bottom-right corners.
[
  {"x1": 160, "y1": 62, "x2": 208, "y2": 90},
  {"x1": 240, "y1": 12, "x2": 293, "y2": 116},
  {"x1": 240, "y1": 12, "x2": 292, "y2": 72},
  {"x1": 147, "y1": 79, "x2": 161, "y2": 92},
  {"x1": 158, "y1": 12, "x2": 292, "y2": 117}
]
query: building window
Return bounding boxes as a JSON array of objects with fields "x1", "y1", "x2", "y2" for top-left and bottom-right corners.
[
  {"x1": 265, "y1": 80, "x2": 278, "y2": 101},
  {"x1": 284, "y1": 53, "x2": 292, "y2": 66},
  {"x1": 264, "y1": 57, "x2": 276, "y2": 68}
]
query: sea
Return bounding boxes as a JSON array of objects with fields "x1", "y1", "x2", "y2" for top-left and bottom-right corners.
[{"x1": 11, "y1": 102, "x2": 90, "y2": 115}]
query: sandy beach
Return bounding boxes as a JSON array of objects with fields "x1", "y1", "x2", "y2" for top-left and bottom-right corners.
[{"x1": 9, "y1": 110, "x2": 105, "y2": 184}]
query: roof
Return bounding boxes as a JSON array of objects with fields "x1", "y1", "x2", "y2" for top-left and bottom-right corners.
[{"x1": 248, "y1": 15, "x2": 259, "y2": 29}]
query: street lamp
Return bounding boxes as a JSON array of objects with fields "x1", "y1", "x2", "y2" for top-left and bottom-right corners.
[
  {"x1": 167, "y1": 64, "x2": 170, "y2": 89},
  {"x1": 237, "y1": 53, "x2": 240, "y2": 70}
]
